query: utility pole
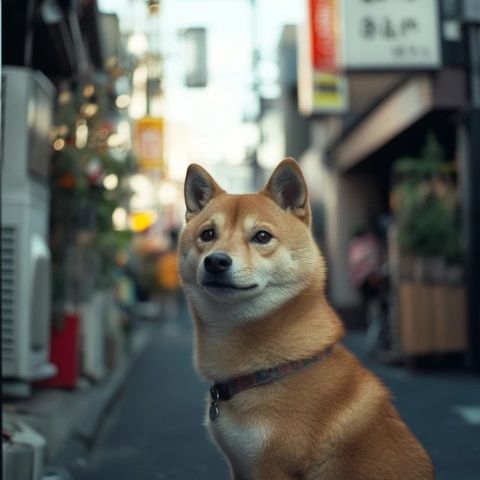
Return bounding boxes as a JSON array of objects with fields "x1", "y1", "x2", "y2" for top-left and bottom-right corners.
[{"x1": 462, "y1": 1, "x2": 480, "y2": 372}]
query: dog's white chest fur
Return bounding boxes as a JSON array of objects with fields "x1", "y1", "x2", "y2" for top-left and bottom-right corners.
[{"x1": 208, "y1": 409, "x2": 271, "y2": 478}]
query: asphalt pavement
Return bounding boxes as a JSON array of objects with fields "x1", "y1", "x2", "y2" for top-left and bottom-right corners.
[
  {"x1": 67, "y1": 298, "x2": 229, "y2": 480},
  {"x1": 343, "y1": 334, "x2": 480, "y2": 480},
  {"x1": 65, "y1": 297, "x2": 480, "y2": 480}
]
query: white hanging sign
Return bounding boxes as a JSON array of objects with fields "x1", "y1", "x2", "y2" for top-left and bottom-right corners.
[{"x1": 341, "y1": 0, "x2": 441, "y2": 69}]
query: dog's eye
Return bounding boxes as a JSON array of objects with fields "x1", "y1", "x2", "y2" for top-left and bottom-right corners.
[
  {"x1": 200, "y1": 228, "x2": 216, "y2": 242},
  {"x1": 252, "y1": 230, "x2": 272, "y2": 244}
]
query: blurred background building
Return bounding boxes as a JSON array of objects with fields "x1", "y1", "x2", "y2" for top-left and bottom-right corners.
[{"x1": 1, "y1": 0, "x2": 479, "y2": 479}]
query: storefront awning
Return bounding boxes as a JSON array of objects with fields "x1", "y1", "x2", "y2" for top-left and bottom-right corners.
[{"x1": 326, "y1": 70, "x2": 467, "y2": 172}]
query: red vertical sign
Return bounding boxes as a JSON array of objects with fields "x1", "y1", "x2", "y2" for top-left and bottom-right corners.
[{"x1": 308, "y1": 0, "x2": 338, "y2": 71}]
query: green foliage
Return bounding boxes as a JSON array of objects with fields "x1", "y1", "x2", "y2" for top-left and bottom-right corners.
[
  {"x1": 50, "y1": 78, "x2": 137, "y2": 300},
  {"x1": 393, "y1": 133, "x2": 462, "y2": 263},
  {"x1": 93, "y1": 230, "x2": 133, "y2": 288}
]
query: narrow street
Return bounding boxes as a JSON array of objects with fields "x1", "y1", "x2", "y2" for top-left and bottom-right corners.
[
  {"x1": 3, "y1": 3, "x2": 480, "y2": 480},
  {"x1": 67, "y1": 300, "x2": 480, "y2": 480},
  {"x1": 70, "y1": 301, "x2": 229, "y2": 480}
]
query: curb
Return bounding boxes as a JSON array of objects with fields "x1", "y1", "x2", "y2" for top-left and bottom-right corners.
[
  {"x1": 50, "y1": 323, "x2": 152, "y2": 471},
  {"x1": 71, "y1": 324, "x2": 151, "y2": 444}
]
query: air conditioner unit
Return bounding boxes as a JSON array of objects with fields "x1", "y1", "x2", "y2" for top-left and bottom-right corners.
[
  {"x1": 2, "y1": 416, "x2": 46, "y2": 480},
  {"x1": 1, "y1": 67, "x2": 56, "y2": 382}
]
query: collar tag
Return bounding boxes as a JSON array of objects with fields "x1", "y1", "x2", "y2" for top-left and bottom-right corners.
[{"x1": 209, "y1": 386, "x2": 220, "y2": 421}]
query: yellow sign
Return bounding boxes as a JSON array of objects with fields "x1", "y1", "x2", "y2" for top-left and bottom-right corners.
[
  {"x1": 312, "y1": 72, "x2": 348, "y2": 112},
  {"x1": 297, "y1": 20, "x2": 348, "y2": 115},
  {"x1": 134, "y1": 117, "x2": 164, "y2": 171}
]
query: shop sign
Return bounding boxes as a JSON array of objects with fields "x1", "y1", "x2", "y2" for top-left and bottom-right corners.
[
  {"x1": 309, "y1": 0, "x2": 340, "y2": 71},
  {"x1": 299, "y1": 67, "x2": 348, "y2": 115},
  {"x1": 299, "y1": 0, "x2": 348, "y2": 114},
  {"x1": 341, "y1": 0, "x2": 441, "y2": 69},
  {"x1": 312, "y1": 72, "x2": 348, "y2": 112},
  {"x1": 134, "y1": 117, "x2": 164, "y2": 171}
]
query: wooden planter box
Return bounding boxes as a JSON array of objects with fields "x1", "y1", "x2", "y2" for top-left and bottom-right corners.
[{"x1": 399, "y1": 282, "x2": 467, "y2": 355}]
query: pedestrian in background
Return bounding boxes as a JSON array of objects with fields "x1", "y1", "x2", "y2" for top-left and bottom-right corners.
[{"x1": 156, "y1": 229, "x2": 181, "y2": 320}]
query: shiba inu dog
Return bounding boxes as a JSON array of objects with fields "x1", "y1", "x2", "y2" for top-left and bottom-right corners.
[{"x1": 179, "y1": 158, "x2": 434, "y2": 480}]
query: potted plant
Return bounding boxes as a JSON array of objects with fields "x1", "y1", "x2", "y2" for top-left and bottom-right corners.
[{"x1": 391, "y1": 133, "x2": 466, "y2": 356}]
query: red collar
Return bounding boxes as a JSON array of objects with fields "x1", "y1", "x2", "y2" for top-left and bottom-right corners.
[{"x1": 209, "y1": 344, "x2": 336, "y2": 421}]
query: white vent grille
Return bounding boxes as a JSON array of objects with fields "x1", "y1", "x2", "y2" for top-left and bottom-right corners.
[{"x1": 2, "y1": 225, "x2": 17, "y2": 368}]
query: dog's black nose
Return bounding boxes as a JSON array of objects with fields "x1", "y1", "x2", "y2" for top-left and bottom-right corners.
[{"x1": 204, "y1": 252, "x2": 232, "y2": 274}]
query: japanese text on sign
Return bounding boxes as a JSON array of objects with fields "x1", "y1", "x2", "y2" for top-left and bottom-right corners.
[{"x1": 341, "y1": 0, "x2": 440, "y2": 69}]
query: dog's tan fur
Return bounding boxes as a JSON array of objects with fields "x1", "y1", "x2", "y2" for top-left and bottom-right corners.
[{"x1": 179, "y1": 158, "x2": 434, "y2": 480}]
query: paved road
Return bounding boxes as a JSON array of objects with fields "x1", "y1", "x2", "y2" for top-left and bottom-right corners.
[
  {"x1": 71, "y1": 300, "x2": 229, "y2": 480},
  {"x1": 69, "y1": 300, "x2": 480, "y2": 480},
  {"x1": 344, "y1": 334, "x2": 480, "y2": 480}
]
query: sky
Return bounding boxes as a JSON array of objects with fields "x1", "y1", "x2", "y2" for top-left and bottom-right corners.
[{"x1": 98, "y1": 0, "x2": 304, "y2": 187}]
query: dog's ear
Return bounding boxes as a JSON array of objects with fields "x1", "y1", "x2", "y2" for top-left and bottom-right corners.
[
  {"x1": 184, "y1": 164, "x2": 224, "y2": 221},
  {"x1": 261, "y1": 158, "x2": 311, "y2": 225}
]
